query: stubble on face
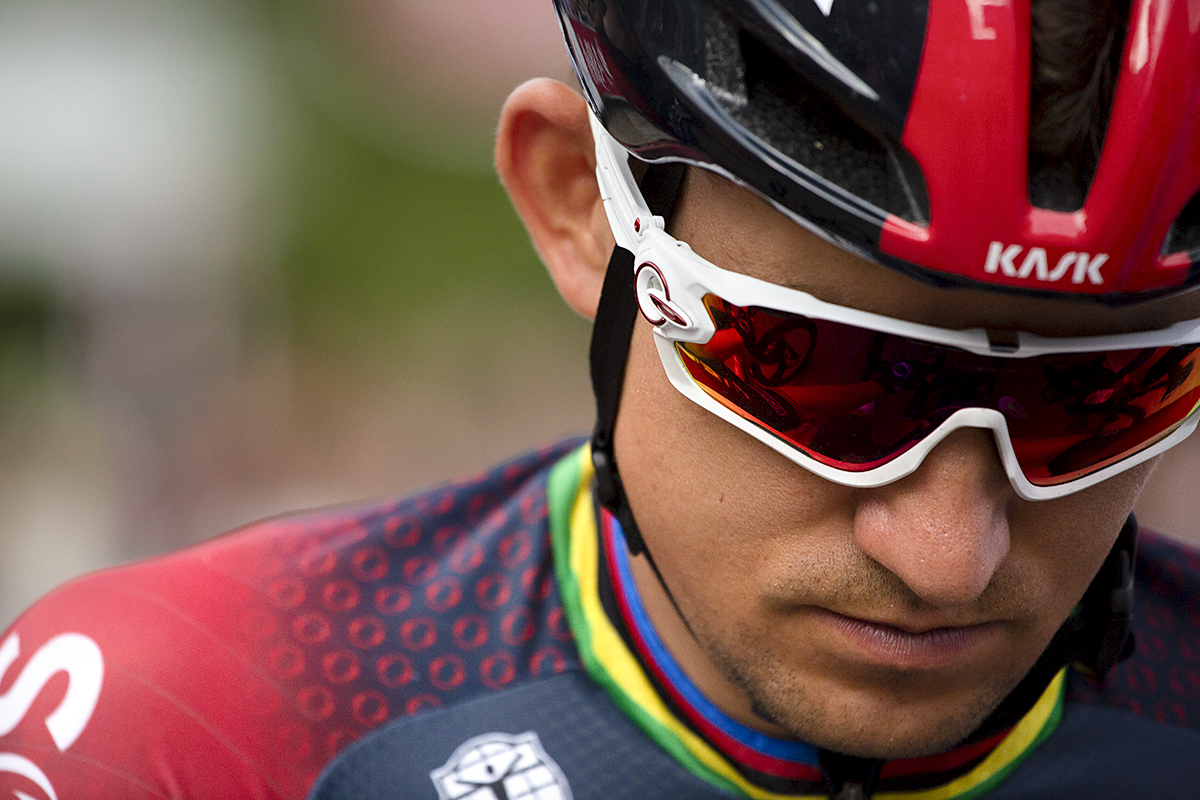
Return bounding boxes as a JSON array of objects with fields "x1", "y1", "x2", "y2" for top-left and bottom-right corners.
[
  {"x1": 663, "y1": 545, "x2": 1044, "y2": 759},
  {"x1": 687, "y1": 604, "x2": 1026, "y2": 758},
  {"x1": 616, "y1": 329, "x2": 1069, "y2": 759}
]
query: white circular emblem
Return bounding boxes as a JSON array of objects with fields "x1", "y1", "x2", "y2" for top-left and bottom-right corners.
[
  {"x1": 634, "y1": 262, "x2": 692, "y2": 330},
  {"x1": 430, "y1": 731, "x2": 573, "y2": 800}
]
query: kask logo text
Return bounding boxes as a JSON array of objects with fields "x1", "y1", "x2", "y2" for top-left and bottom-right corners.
[{"x1": 985, "y1": 241, "x2": 1108, "y2": 286}]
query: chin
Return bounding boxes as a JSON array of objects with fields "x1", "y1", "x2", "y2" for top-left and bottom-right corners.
[
  {"x1": 713, "y1": 640, "x2": 1021, "y2": 759},
  {"x1": 803, "y1": 713, "x2": 989, "y2": 761},
  {"x1": 765, "y1": 688, "x2": 1006, "y2": 759}
]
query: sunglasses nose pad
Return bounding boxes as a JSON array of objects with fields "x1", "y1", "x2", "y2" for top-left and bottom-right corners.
[
  {"x1": 923, "y1": 407, "x2": 1028, "y2": 494},
  {"x1": 855, "y1": 427, "x2": 1013, "y2": 606}
]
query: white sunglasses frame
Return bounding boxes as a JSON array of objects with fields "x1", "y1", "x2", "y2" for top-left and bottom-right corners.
[{"x1": 589, "y1": 112, "x2": 1200, "y2": 500}]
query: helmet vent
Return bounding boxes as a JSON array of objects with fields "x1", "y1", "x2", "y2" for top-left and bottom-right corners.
[
  {"x1": 703, "y1": 5, "x2": 747, "y2": 109},
  {"x1": 1162, "y1": 189, "x2": 1200, "y2": 260},
  {"x1": 703, "y1": 16, "x2": 929, "y2": 226},
  {"x1": 1027, "y1": 0, "x2": 1132, "y2": 212}
]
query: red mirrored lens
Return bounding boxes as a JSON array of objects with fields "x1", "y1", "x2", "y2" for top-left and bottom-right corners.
[{"x1": 678, "y1": 295, "x2": 1200, "y2": 486}]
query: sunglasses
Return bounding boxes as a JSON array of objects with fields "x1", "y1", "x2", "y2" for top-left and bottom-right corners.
[{"x1": 591, "y1": 115, "x2": 1200, "y2": 500}]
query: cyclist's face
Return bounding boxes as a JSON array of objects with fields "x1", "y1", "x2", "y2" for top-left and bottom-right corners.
[{"x1": 613, "y1": 168, "x2": 1199, "y2": 759}]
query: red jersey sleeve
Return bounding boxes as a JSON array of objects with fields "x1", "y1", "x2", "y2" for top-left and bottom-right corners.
[
  {"x1": 0, "y1": 441, "x2": 580, "y2": 800},
  {"x1": 0, "y1": 518, "x2": 344, "y2": 800}
]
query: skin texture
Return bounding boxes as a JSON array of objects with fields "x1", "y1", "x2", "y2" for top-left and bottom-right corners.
[{"x1": 495, "y1": 79, "x2": 1200, "y2": 759}]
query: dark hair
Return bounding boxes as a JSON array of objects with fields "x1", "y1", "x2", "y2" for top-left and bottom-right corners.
[{"x1": 1028, "y1": 0, "x2": 1132, "y2": 210}]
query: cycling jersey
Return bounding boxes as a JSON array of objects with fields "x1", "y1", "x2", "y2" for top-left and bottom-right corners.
[{"x1": 1, "y1": 439, "x2": 1198, "y2": 799}]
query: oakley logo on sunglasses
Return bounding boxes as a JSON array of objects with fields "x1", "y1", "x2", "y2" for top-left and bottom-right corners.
[
  {"x1": 635, "y1": 262, "x2": 692, "y2": 329},
  {"x1": 985, "y1": 242, "x2": 1108, "y2": 286}
]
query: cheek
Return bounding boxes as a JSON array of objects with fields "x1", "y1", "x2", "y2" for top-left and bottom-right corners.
[
  {"x1": 613, "y1": 322, "x2": 857, "y2": 594},
  {"x1": 1010, "y1": 462, "x2": 1153, "y2": 616}
]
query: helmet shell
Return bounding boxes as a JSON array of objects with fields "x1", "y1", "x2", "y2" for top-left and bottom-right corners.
[{"x1": 554, "y1": 0, "x2": 1200, "y2": 304}]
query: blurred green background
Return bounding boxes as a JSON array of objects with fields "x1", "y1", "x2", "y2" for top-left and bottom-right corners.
[{"x1": 0, "y1": 0, "x2": 591, "y2": 626}]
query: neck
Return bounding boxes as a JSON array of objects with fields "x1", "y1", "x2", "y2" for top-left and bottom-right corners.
[
  {"x1": 596, "y1": 504, "x2": 1062, "y2": 778},
  {"x1": 627, "y1": 546, "x2": 797, "y2": 738}
]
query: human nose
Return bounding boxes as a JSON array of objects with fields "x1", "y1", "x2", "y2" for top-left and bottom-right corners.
[{"x1": 852, "y1": 428, "x2": 1012, "y2": 608}]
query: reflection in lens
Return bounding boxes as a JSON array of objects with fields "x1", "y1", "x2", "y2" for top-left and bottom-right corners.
[{"x1": 677, "y1": 295, "x2": 1200, "y2": 486}]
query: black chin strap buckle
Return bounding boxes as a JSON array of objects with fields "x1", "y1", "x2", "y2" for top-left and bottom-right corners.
[
  {"x1": 1077, "y1": 514, "x2": 1138, "y2": 677},
  {"x1": 587, "y1": 162, "x2": 686, "y2": 559},
  {"x1": 586, "y1": 241, "x2": 647, "y2": 558},
  {"x1": 590, "y1": 438, "x2": 647, "y2": 555}
]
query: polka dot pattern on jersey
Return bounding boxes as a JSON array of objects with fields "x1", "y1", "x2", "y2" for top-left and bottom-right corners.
[
  {"x1": 1067, "y1": 530, "x2": 1200, "y2": 730},
  {"x1": 216, "y1": 441, "x2": 584, "y2": 781}
]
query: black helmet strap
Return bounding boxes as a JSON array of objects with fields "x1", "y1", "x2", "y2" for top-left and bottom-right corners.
[{"x1": 589, "y1": 162, "x2": 686, "y2": 558}]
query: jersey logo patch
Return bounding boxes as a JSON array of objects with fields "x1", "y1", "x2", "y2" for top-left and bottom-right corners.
[{"x1": 430, "y1": 731, "x2": 572, "y2": 800}]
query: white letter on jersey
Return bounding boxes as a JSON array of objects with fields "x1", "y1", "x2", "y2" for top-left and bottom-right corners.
[
  {"x1": 0, "y1": 752, "x2": 58, "y2": 800},
  {"x1": 813, "y1": 0, "x2": 835, "y2": 16},
  {"x1": 0, "y1": 633, "x2": 104, "y2": 752}
]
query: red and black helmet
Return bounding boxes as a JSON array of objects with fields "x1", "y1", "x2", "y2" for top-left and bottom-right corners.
[{"x1": 554, "y1": 0, "x2": 1200, "y2": 304}]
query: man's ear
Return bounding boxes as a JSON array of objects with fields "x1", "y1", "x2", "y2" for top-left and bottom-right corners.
[{"x1": 496, "y1": 79, "x2": 613, "y2": 320}]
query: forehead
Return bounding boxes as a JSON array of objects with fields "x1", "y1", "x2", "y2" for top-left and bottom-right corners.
[{"x1": 673, "y1": 169, "x2": 1200, "y2": 337}]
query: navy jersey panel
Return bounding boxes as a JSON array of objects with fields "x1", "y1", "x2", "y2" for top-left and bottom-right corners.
[
  {"x1": 1068, "y1": 530, "x2": 1200, "y2": 733},
  {"x1": 310, "y1": 676, "x2": 1200, "y2": 800},
  {"x1": 307, "y1": 671, "x2": 738, "y2": 800},
  {"x1": 988, "y1": 703, "x2": 1200, "y2": 799}
]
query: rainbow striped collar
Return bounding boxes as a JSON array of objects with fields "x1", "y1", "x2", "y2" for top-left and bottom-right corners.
[{"x1": 548, "y1": 444, "x2": 1065, "y2": 799}]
